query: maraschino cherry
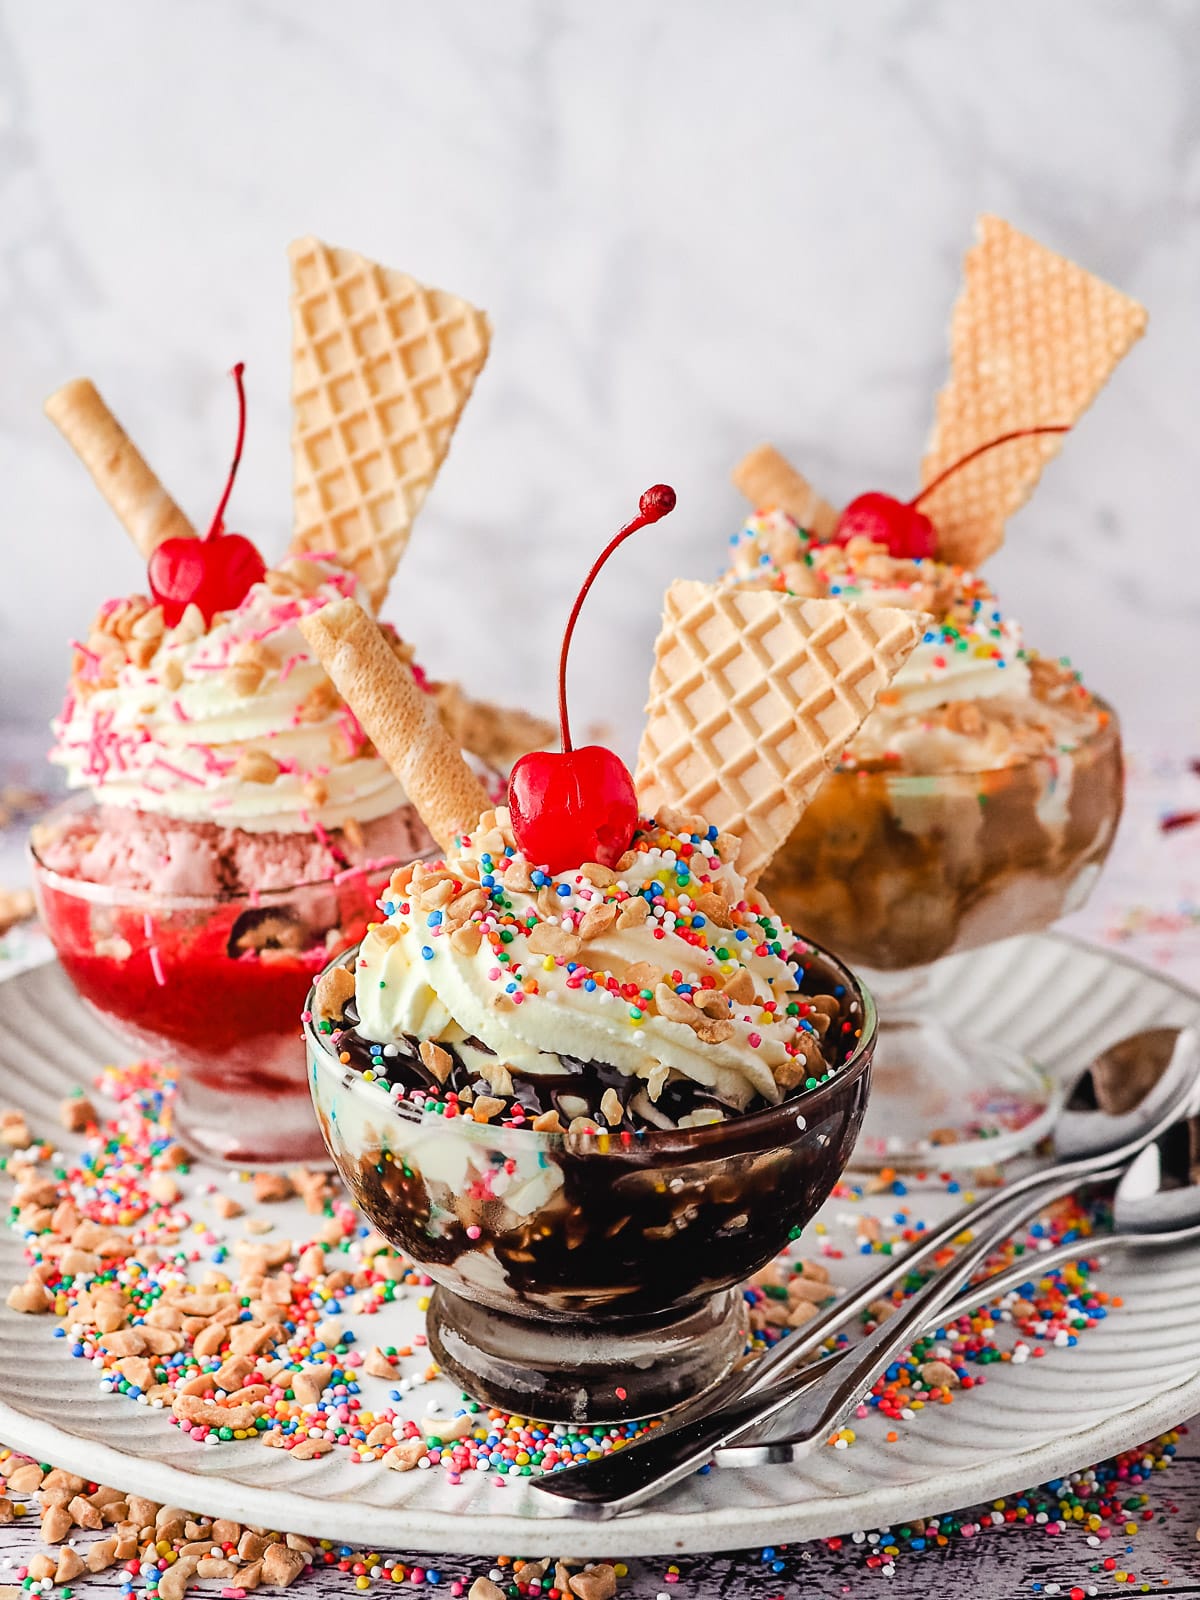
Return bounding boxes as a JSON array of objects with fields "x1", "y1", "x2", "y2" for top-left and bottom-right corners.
[
  {"x1": 508, "y1": 484, "x2": 678, "y2": 874},
  {"x1": 833, "y1": 425, "x2": 1071, "y2": 560},
  {"x1": 148, "y1": 363, "x2": 267, "y2": 626}
]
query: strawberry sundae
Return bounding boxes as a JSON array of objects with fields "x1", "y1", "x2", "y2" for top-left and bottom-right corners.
[{"x1": 31, "y1": 241, "x2": 547, "y2": 1164}]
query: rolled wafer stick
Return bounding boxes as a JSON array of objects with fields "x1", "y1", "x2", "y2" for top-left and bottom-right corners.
[
  {"x1": 45, "y1": 379, "x2": 196, "y2": 557},
  {"x1": 299, "y1": 597, "x2": 488, "y2": 853},
  {"x1": 731, "y1": 444, "x2": 840, "y2": 540}
]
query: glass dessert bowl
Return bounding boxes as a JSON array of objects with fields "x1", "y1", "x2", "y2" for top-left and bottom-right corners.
[
  {"x1": 31, "y1": 797, "x2": 434, "y2": 1165},
  {"x1": 760, "y1": 705, "x2": 1123, "y2": 1166},
  {"x1": 305, "y1": 935, "x2": 874, "y2": 1425}
]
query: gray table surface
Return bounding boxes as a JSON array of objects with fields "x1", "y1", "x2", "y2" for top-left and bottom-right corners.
[{"x1": 2, "y1": 744, "x2": 1200, "y2": 1595}]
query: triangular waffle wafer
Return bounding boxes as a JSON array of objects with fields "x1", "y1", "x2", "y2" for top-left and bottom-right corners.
[
  {"x1": 920, "y1": 215, "x2": 1147, "y2": 569},
  {"x1": 635, "y1": 581, "x2": 924, "y2": 881},
  {"x1": 288, "y1": 238, "x2": 492, "y2": 610}
]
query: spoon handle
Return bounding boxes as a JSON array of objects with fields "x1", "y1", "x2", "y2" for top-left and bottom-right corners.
[
  {"x1": 533, "y1": 1181, "x2": 1062, "y2": 1516},
  {"x1": 738, "y1": 1162, "x2": 1106, "y2": 1399},
  {"x1": 734, "y1": 1185, "x2": 1056, "y2": 1464},
  {"x1": 716, "y1": 1231, "x2": 1120, "y2": 1464}
]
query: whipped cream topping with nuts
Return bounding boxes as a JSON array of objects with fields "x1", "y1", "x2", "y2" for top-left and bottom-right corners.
[
  {"x1": 51, "y1": 554, "x2": 409, "y2": 832},
  {"x1": 351, "y1": 805, "x2": 850, "y2": 1122},
  {"x1": 729, "y1": 511, "x2": 1104, "y2": 772}
]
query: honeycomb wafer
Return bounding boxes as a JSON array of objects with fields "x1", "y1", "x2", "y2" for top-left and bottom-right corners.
[
  {"x1": 635, "y1": 581, "x2": 924, "y2": 881},
  {"x1": 920, "y1": 215, "x2": 1147, "y2": 569},
  {"x1": 288, "y1": 238, "x2": 491, "y2": 609}
]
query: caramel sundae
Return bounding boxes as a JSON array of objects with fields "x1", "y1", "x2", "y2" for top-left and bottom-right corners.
[
  {"x1": 721, "y1": 214, "x2": 1145, "y2": 1163},
  {"x1": 727, "y1": 504, "x2": 1121, "y2": 970}
]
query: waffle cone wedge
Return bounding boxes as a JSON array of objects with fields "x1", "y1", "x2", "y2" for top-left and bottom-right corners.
[
  {"x1": 288, "y1": 238, "x2": 492, "y2": 610},
  {"x1": 920, "y1": 215, "x2": 1147, "y2": 569},
  {"x1": 299, "y1": 597, "x2": 487, "y2": 853},
  {"x1": 636, "y1": 581, "x2": 924, "y2": 882}
]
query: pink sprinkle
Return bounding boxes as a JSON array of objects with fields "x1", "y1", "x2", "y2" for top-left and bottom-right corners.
[
  {"x1": 152, "y1": 756, "x2": 207, "y2": 786},
  {"x1": 748, "y1": 1031, "x2": 762, "y2": 1047},
  {"x1": 186, "y1": 742, "x2": 235, "y2": 776},
  {"x1": 362, "y1": 856, "x2": 396, "y2": 873},
  {"x1": 278, "y1": 653, "x2": 305, "y2": 684},
  {"x1": 149, "y1": 946, "x2": 166, "y2": 987},
  {"x1": 337, "y1": 703, "x2": 368, "y2": 756}
]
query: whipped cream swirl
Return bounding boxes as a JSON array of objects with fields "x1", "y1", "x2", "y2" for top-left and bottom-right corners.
[
  {"x1": 728, "y1": 511, "x2": 1100, "y2": 770},
  {"x1": 51, "y1": 554, "x2": 408, "y2": 832},
  {"x1": 353, "y1": 806, "x2": 849, "y2": 1120}
]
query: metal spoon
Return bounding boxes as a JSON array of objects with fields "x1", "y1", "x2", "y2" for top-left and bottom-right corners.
[
  {"x1": 718, "y1": 1113, "x2": 1200, "y2": 1465},
  {"x1": 734, "y1": 1024, "x2": 1197, "y2": 1403},
  {"x1": 531, "y1": 1025, "x2": 1200, "y2": 1517}
]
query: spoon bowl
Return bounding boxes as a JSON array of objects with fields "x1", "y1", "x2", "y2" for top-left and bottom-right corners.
[{"x1": 531, "y1": 1025, "x2": 1200, "y2": 1514}]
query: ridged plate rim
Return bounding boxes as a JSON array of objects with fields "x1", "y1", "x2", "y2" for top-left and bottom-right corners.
[{"x1": 0, "y1": 933, "x2": 1198, "y2": 1558}]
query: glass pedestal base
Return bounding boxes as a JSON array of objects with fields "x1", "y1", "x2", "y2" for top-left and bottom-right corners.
[
  {"x1": 174, "y1": 1059, "x2": 329, "y2": 1166},
  {"x1": 426, "y1": 1284, "x2": 748, "y2": 1425},
  {"x1": 852, "y1": 1012, "x2": 1060, "y2": 1170}
]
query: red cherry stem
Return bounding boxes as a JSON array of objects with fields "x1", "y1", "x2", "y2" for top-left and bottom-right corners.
[
  {"x1": 205, "y1": 362, "x2": 247, "y2": 540},
  {"x1": 556, "y1": 484, "x2": 677, "y2": 753},
  {"x1": 910, "y1": 425, "x2": 1070, "y2": 510}
]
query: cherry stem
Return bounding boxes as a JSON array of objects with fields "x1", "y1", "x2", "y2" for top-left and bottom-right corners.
[
  {"x1": 910, "y1": 425, "x2": 1070, "y2": 510},
  {"x1": 205, "y1": 362, "x2": 247, "y2": 540},
  {"x1": 557, "y1": 484, "x2": 676, "y2": 753}
]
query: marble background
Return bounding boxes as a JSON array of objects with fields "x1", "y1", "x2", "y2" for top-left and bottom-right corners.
[{"x1": 1, "y1": 0, "x2": 1195, "y2": 771}]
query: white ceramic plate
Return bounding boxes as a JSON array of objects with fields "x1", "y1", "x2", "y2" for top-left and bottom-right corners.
[{"x1": 1, "y1": 935, "x2": 1199, "y2": 1559}]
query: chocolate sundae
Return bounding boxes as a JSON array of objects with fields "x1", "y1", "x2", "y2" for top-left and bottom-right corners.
[{"x1": 298, "y1": 486, "x2": 921, "y2": 1420}]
